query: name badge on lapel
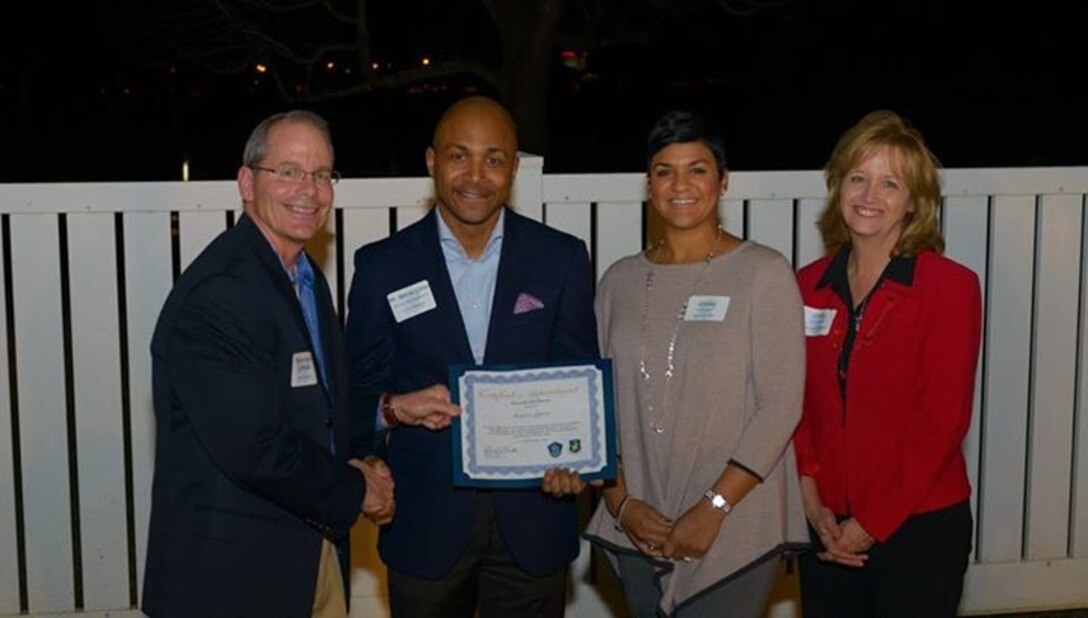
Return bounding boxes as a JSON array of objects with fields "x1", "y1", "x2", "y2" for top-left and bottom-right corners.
[
  {"x1": 804, "y1": 306, "x2": 837, "y2": 337},
  {"x1": 683, "y1": 295, "x2": 730, "y2": 321},
  {"x1": 291, "y1": 351, "x2": 319, "y2": 387},
  {"x1": 387, "y1": 280, "x2": 437, "y2": 323}
]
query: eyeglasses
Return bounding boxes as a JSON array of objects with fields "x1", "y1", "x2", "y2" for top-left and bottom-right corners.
[{"x1": 249, "y1": 164, "x2": 341, "y2": 186}]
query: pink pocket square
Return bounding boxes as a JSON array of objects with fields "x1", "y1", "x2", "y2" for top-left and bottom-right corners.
[{"x1": 513, "y1": 292, "x2": 545, "y2": 315}]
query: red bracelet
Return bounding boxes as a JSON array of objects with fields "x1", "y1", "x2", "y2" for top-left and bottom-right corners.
[{"x1": 380, "y1": 392, "x2": 399, "y2": 427}]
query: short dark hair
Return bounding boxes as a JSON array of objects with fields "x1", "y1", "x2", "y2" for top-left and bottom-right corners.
[{"x1": 645, "y1": 110, "x2": 727, "y2": 174}]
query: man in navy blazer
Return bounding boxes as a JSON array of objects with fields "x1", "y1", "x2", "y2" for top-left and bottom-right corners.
[
  {"x1": 345, "y1": 97, "x2": 599, "y2": 617},
  {"x1": 143, "y1": 111, "x2": 394, "y2": 618}
]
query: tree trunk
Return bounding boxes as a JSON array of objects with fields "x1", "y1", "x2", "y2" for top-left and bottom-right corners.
[{"x1": 488, "y1": 0, "x2": 566, "y2": 156}]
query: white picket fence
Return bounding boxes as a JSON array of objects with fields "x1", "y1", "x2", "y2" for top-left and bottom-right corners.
[{"x1": 1, "y1": 157, "x2": 1087, "y2": 616}]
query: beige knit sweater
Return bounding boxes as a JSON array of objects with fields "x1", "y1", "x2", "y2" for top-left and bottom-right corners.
[{"x1": 585, "y1": 241, "x2": 809, "y2": 613}]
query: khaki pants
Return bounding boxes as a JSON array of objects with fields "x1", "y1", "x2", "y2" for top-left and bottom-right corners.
[{"x1": 312, "y1": 538, "x2": 348, "y2": 618}]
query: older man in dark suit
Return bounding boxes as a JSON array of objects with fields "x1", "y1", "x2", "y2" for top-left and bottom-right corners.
[
  {"x1": 345, "y1": 97, "x2": 598, "y2": 617},
  {"x1": 142, "y1": 110, "x2": 393, "y2": 618}
]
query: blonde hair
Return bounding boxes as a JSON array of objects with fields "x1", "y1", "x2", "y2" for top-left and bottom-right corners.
[{"x1": 817, "y1": 110, "x2": 944, "y2": 256}]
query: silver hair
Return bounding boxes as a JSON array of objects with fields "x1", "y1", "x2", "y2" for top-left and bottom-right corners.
[{"x1": 242, "y1": 110, "x2": 334, "y2": 167}]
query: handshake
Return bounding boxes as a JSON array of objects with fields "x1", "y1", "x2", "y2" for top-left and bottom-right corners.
[{"x1": 349, "y1": 456, "x2": 395, "y2": 525}]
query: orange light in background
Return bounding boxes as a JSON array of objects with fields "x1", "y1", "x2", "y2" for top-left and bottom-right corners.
[
  {"x1": 326, "y1": 61, "x2": 335, "y2": 70},
  {"x1": 255, "y1": 64, "x2": 267, "y2": 73},
  {"x1": 371, "y1": 61, "x2": 380, "y2": 70},
  {"x1": 421, "y1": 56, "x2": 431, "y2": 66}
]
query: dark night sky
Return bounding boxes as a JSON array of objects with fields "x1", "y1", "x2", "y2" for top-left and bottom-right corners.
[{"x1": 2, "y1": 1, "x2": 1086, "y2": 182}]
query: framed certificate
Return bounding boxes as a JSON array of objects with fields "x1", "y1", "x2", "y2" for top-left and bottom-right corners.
[{"x1": 449, "y1": 359, "x2": 617, "y2": 488}]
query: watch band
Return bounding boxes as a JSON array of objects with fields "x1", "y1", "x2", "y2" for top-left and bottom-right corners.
[{"x1": 380, "y1": 392, "x2": 399, "y2": 427}]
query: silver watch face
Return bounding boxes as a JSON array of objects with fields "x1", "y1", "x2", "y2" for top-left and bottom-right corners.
[{"x1": 711, "y1": 494, "x2": 727, "y2": 508}]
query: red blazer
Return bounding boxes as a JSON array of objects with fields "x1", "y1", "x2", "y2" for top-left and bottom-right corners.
[{"x1": 794, "y1": 249, "x2": 981, "y2": 542}]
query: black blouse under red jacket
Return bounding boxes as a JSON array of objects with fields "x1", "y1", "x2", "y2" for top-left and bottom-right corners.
[{"x1": 794, "y1": 249, "x2": 982, "y2": 542}]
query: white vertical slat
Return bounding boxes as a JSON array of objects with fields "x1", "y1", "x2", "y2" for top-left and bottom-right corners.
[
  {"x1": 545, "y1": 202, "x2": 592, "y2": 253},
  {"x1": 67, "y1": 214, "x2": 128, "y2": 609},
  {"x1": 341, "y1": 208, "x2": 393, "y2": 322},
  {"x1": 122, "y1": 212, "x2": 173, "y2": 601},
  {"x1": 10, "y1": 214, "x2": 73, "y2": 612},
  {"x1": 795, "y1": 198, "x2": 826, "y2": 268},
  {"x1": 1076, "y1": 194, "x2": 1088, "y2": 558},
  {"x1": 942, "y1": 195, "x2": 990, "y2": 561},
  {"x1": 348, "y1": 521, "x2": 388, "y2": 612},
  {"x1": 719, "y1": 198, "x2": 744, "y2": 239},
  {"x1": 178, "y1": 211, "x2": 227, "y2": 273},
  {"x1": 511, "y1": 154, "x2": 544, "y2": 223},
  {"x1": 340, "y1": 206, "x2": 395, "y2": 603},
  {"x1": 1025, "y1": 194, "x2": 1081, "y2": 559},
  {"x1": 979, "y1": 195, "x2": 1035, "y2": 562},
  {"x1": 0, "y1": 217, "x2": 19, "y2": 613},
  {"x1": 747, "y1": 199, "x2": 794, "y2": 264},
  {"x1": 394, "y1": 205, "x2": 429, "y2": 232},
  {"x1": 304, "y1": 215, "x2": 339, "y2": 311},
  {"x1": 595, "y1": 202, "x2": 643, "y2": 281}
]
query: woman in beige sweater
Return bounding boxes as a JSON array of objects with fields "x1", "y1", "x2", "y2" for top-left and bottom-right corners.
[{"x1": 585, "y1": 110, "x2": 808, "y2": 617}]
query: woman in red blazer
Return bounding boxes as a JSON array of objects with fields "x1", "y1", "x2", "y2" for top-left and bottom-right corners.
[{"x1": 794, "y1": 110, "x2": 982, "y2": 617}]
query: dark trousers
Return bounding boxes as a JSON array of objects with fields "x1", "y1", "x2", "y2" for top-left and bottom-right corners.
[
  {"x1": 799, "y1": 500, "x2": 972, "y2": 618},
  {"x1": 387, "y1": 495, "x2": 568, "y2": 618}
]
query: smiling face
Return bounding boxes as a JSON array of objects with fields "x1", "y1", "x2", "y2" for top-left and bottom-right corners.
[
  {"x1": 426, "y1": 98, "x2": 519, "y2": 238},
  {"x1": 838, "y1": 145, "x2": 914, "y2": 250},
  {"x1": 238, "y1": 119, "x2": 334, "y2": 264},
  {"x1": 647, "y1": 141, "x2": 727, "y2": 234}
]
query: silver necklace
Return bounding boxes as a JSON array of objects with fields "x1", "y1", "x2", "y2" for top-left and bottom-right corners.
[{"x1": 639, "y1": 227, "x2": 724, "y2": 434}]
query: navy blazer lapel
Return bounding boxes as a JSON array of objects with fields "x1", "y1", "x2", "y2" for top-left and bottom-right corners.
[
  {"x1": 417, "y1": 208, "x2": 476, "y2": 364},
  {"x1": 485, "y1": 208, "x2": 521, "y2": 363},
  {"x1": 238, "y1": 215, "x2": 333, "y2": 400}
]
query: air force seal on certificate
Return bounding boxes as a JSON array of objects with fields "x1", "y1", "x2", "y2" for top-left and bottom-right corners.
[{"x1": 387, "y1": 280, "x2": 437, "y2": 323}]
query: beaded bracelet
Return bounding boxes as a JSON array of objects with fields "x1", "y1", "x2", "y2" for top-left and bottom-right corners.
[{"x1": 613, "y1": 494, "x2": 633, "y2": 533}]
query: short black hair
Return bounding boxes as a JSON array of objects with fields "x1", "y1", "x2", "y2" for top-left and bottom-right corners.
[{"x1": 645, "y1": 110, "x2": 727, "y2": 174}]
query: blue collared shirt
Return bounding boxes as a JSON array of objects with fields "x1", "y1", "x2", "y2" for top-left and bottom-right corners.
[{"x1": 436, "y1": 205, "x2": 505, "y2": 365}]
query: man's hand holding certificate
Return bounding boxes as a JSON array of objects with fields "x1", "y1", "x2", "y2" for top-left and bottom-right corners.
[{"x1": 450, "y1": 360, "x2": 617, "y2": 488}]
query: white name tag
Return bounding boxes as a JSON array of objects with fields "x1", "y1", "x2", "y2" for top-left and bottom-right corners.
[
  {"x1": 291, "y1": 351, "x2": 319, "y2": 387},
  {"x1": 804, "y1": 306, "x2": 837, "y2": 337},
  {"x1": 387, "y1": 280, "x2": 437, "y2": 323},
  {"x1": 683, "y1": 295, "x2": 730, "y2": 321}
]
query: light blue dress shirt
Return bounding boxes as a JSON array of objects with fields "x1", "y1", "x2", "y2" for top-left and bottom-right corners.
[{"x1": 436, "y1": 205, "x2": 505, "y2": 365}]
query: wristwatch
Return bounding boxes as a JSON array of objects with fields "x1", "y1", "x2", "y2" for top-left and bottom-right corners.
[
  {"x1": 703, "y1": 489, "x2": 732, "y2": 513},
  {"x1": 380, "y1": 392, "x2": 399, "y2": 427}
]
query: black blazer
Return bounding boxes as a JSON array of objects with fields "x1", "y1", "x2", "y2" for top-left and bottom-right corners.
[
  {"x1": 142, "y1": 215, "x2": 365, "y2": 618},
  {"x1": 345, "y1": 207, "x2": 599, "y2": 578}
]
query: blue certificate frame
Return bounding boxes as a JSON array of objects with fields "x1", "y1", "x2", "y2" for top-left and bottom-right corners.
[{"x1": 449, "y1": 359, "x2": 617, "y2": 488}]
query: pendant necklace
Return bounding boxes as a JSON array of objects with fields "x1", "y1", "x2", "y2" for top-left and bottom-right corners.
[{"x1": 639, "y1": 226, "x2": 724, "y2": 435}]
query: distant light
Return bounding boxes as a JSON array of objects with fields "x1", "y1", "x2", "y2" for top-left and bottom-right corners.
[
  {"x1": 255, "y1": 64, "x2": 267, "y2": 73},
  {"x1": 326, "y1": 61, "x2": 335, "y2": 70},
  {"x1": 421, "y1": 56, "x2": 431, "y2": 66},
  {"x1": 182, "y1": 159, "x2": 190, "y2": 182},
  {"x1": 561, "y1": 50, "x2": 587, "y2": 71},
  {"x1": 370, "y1": 61, "x2": 380, "y2": 70}
]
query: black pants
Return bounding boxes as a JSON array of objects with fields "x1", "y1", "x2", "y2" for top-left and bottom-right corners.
[
  {"x1": 387, "y1": 495, "x2": 567, "y2": 618},
  {"x1": 799, "y1": 500, "x2": 972, "y2": 618}
]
